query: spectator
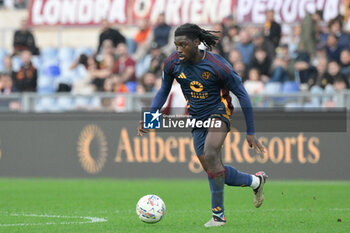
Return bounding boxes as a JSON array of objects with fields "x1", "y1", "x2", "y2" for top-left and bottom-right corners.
[
  {"x1": 134, "y1": 18, "x2": 151, "y2": 45},
  {"x1": 269, "y1": 45, "x2": 292, "y2": 83},
  {"x1": 222, "y1": 25, "x2": 240, "y2": 58},
  {"x1": 308, "y1": 56, "x2": 328, "y2": 89},
  {"x1": 211, "y1": 23, "x2": 225, "y2": 57},
  {"x1": 113, "y1": 43, "x2": 136, "y2": 82},
  {"x1": 298, "y1": 10, "x2": 323, "y2": 56},
  {"x1": 252, "y1": 31, "x2": 275, "y2": 61},
  {"x1": 69, "y1": 54, "x2": 88, "y2": 70},
  {"x1": 222, "y1": 14, "x2": 236, "y2": 34},
  {"x1": 289, "y1": 52, "x2": 317, "y2": 89},
  {"x1": 132, "y1": 18, "x2": 152, "y2": 61},
  {"x1": 340, "y1": 49, "x2": 350, "y2": 76},
  {"x1": 228, "y1": 49, "x2": 242, "y2": 67},
  {"x1": 148, "y1": 42, "x2": 167, "y2": 77},
  {"x1": 333, "y1": 75, "x2": 349, "y2": 91},
  {"x1": 1, "y1": 55, "x2": 13, "y2": 75},
  {"x1": 90, "y1": 54, "x2": 114, "y2": 91},
  {"x1": 152, "y1": 13, "x2": 172, "y2": 48},
  {"x1": 233, "y1": 60, "x2": 247, "y2": 81},
  {"x1": 325, "y1": 33, "x2": 345, "y2": 64},
  {"x1": 138, "y1": 72, "x2": 157, "y2": 93},
  {"x1": 12, "y1": 50, "x2": 37, "y2": 92},
  {"x1": 327, "y1": 16, "x2": 349, "y2": 48},
  {"x1": 325, "y1": 60, "x2": 349, "y2": 88},
  {"x1": 244, "y1": 68, "x2": 264, "y2": 95},
  {"x1": 343, "y1": 0, "x2": 350, "y2": 33},
  {"x1": 310, "y1": 59, "x2": 349, "y2": 107},
  {"x1": 287, "y1": 25, "x2": 302, "y2": 57},
  {"x1": 277, "y1": 44, "x2": 292, "y2": 61},
  {"x1": 249, "y1": 47, "x2": 271, "y2": 78},
  {"x1": 139, "y1": 13, "x2": 175, "y2": 58},
  {"x1": 13, "y1": 18, "x2": 39, "y2": 55},
  {"x1": 14, "y1": 0, "x2": 26, "y2": 8},
  {"x1": 103, "y1": 74, "x2": 129, "y2": 111},
  {"x1": 97, "y1": 19, "x2": 125, "y2": 54},
  {"x1": 264, "y1": 9, "x2": 281, "y2": 49},
  {"x1": 104, "y1": 74, "x2": 129, "y2": 93},
  {"x1": 0, "y1": 73, "x2": 13, "y2": 94},
  {"x1": 236, "y1": 29, "x2": 254, "y2": 65},
  {"x1": 99, "y1": 39, "x2": 116, "y2": 58}
]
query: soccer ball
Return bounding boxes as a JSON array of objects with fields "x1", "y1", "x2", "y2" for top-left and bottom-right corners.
[{"x1": 136, "y1": 194, "x2": 166, "y2": 223}]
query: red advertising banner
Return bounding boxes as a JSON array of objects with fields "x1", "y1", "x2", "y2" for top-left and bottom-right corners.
[{"x1": 28, "y1": 0, "x2": 340, "y2": 26}]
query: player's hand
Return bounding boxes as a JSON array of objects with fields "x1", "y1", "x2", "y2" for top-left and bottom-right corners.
[
  {"x1": 246, "y1": 135, "x2": 266, "y2": 154},
  {"x1": 137, "y1": 121, "x2": 149, "y2": 136}
]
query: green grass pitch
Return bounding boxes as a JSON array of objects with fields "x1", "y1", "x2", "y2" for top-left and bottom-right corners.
[{"x1": 0, "y1": 179, "x2": 349, "y2": 233}]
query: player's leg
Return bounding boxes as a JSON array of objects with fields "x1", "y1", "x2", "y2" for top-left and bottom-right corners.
[
  {"x1": 198, "y1": 142, "x2": 260, "y2": 189},
  {"x1": 198, "y1": 135, "x2": 267, "y2": 208},
  {"x1": 202, "y1": 118, "x2": 228, "y2": 227}
]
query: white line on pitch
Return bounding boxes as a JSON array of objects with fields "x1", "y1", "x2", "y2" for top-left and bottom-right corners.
[{"x1": 0, "y1": 213, "x2": 107, "y2": 227}]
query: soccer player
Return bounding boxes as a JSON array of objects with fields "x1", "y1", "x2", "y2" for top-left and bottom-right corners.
[{"x1": 137, "y1": 23, "x2": 267, "y2": 227}]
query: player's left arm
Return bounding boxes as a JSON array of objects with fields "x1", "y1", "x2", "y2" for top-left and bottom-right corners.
[{"x1": 223, "y1": 70, "x2": 266, "y2": 154}]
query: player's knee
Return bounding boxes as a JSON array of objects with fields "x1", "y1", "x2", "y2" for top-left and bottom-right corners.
[{"x1": 204, "y1": 147, "x2": 218, "y2": 164}]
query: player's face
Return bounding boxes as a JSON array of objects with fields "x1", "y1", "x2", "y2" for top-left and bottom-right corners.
[{"x1": 174, "y1": 36, "x2": 198, "y2": 63}]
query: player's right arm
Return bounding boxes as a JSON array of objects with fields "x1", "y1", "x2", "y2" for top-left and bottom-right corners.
[{"x1": 137, "y1": 60, "x2": 175, "y2": 136}]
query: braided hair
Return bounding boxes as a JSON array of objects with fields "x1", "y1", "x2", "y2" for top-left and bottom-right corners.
[{"x1": 174, "y1": 23, "x2": 219, "y2": 51}]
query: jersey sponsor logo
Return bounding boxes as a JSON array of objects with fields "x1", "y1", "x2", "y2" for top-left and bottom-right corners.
[
  {"x1": 190, "y1": 81, "x2": 203, "y2": 92},
  {"x1": 190, "y1": 81, "x2": 208, "y2": 99},
  {"x1": 202, "y1": 71, "x2": 211, "y2": 80},
  {"x1": 178, "y1": 72, "x2": 187, "y2": 79}
]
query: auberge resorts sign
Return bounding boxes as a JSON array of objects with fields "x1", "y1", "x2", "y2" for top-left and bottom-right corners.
[
  {"x1": 78, "y1": 125, "x2": 321, "y2": 175},
  {"x1": 0, "y1": 113, "x2": 347, "y2": 179}
]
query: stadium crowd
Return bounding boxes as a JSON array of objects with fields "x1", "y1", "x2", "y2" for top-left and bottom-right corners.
[{"x1": 1, "y1": 8, "x2": 350, "y2": 109}]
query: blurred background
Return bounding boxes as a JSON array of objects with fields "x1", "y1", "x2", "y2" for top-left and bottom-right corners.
[
  {"x1": 0, "y1": 0, "x2": 349, "y2": 179},
  {"x1": 0, "y1": 0, "x2": 349, "y2": 112}
]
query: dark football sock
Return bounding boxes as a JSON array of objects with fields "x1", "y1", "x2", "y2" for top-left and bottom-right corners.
[{"x1": 224, "y1": 165, "x2": 252, "y2": 187}]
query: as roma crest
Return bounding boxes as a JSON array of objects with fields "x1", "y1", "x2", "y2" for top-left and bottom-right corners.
[{"x1": 202, "y1": 71, "x2": 211, "y2": 80}]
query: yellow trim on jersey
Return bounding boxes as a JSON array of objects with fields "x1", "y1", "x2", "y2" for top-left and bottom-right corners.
[
  {"x1": 202, "y1": 50, "x2": 206, "y2": 60},
  {"x1": 220, "y1": 90, "x2": 231, "y2": 115},
  {"x1": 222, "y1": 114, "x2": 232, "y2": 131}
]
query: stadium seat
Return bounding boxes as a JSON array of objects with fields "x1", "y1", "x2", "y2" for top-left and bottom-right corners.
[
  {"x1": 31, "y1": 55, "x2": 41, "y2": 69},
  {"x1": 58, "y1": 47, "x2": 75, "y2": 63},
  {"x1": 75, "y1": 65, "x2": 88, "y2": 80},
  {"x1": 282, "y1": 81, "x2": 300, "y2": 93},
  {"x1": 59, "y1": 62, "x2": 77, "y2": 82},
  {"x1": 0, "y1": 48, "x2": 7, "y2": 58},
  {"x1": 45, "y1": 64, "x2": 61, "y2": 77},
  {"x1": 125, "y1": 81, "x2": 138, "y2": 93},
  {"x1": 0, "y1": 49, "x2": 7, "y2": 71},
  {"x1": 11, "y1": 56, "x2": 22, "y2": 72},
  {"x1": 41, "y1": 47, "x2": 58, "y2": 60},
  {"x1": 263, "y1": 82, "x2": 283, "y2": 106},
  {"x1": 263, "y1": 82, "x2": 282, "y2": 94},
  {"x1": 75, "y1": 47, "x2": 93, "y2": 57}
]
